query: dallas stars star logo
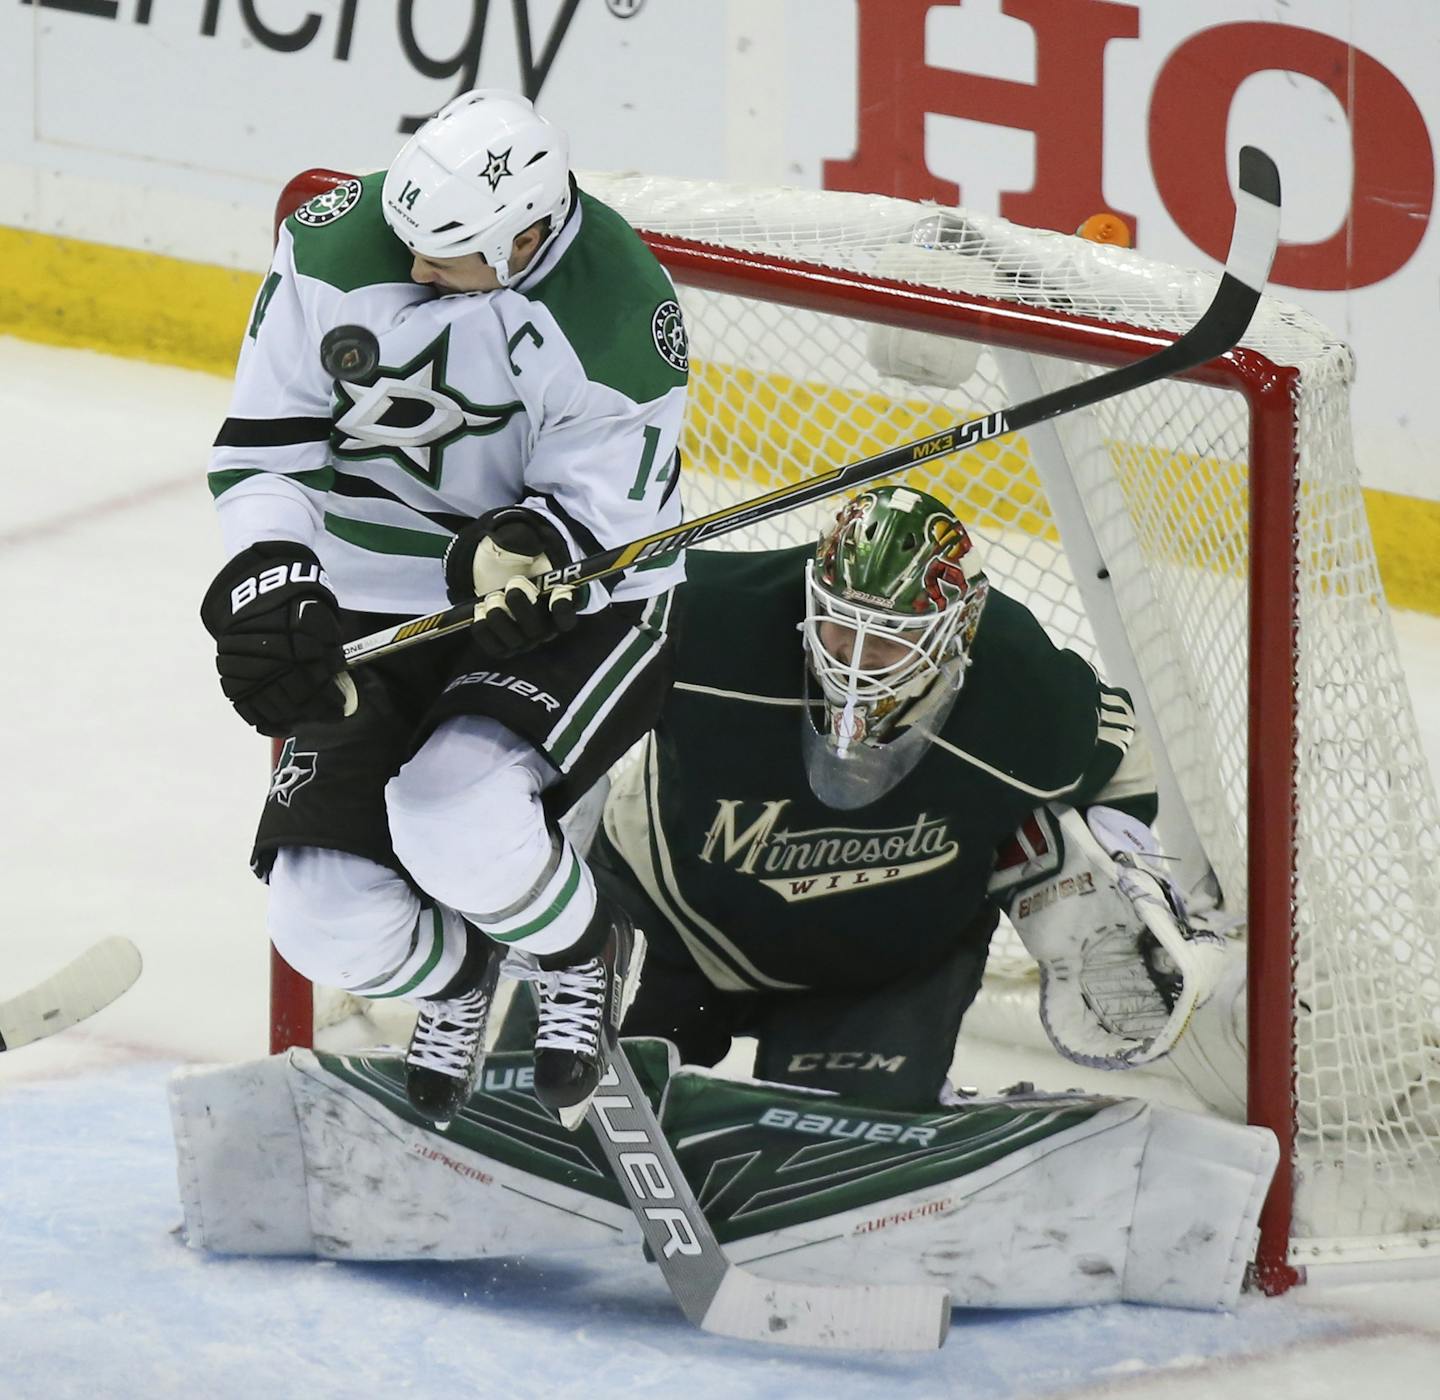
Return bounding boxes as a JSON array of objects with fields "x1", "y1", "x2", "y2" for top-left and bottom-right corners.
[
  {"x1": 330, "y1": 327, "x2": 521, "y2": 487},
  {"x1": 268, "y1": 737, "x2": 318, "y2": 808},
  {"x1": 480, "y1": 146, "x2": 513, "y2": 191}
]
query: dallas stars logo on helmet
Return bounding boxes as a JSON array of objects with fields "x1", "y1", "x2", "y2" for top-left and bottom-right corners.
[{"x1": 480, "y1": 146, "x2": 513, "y2": 191}]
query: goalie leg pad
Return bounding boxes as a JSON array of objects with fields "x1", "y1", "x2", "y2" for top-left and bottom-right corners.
[
  {"x1": 169, "y1": 1049, "x2": 1277, "y2": 1310},
  {"x1": 169, "y1": 1049, "x2": 637, "y2": 1259}
]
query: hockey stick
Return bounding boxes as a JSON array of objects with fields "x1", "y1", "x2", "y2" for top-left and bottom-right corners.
[
  {"x1": 338, "y1": 146, "x2": 1280, "y2": 670},
  {"x1": 587, "y1": 1029, "x2": 951, "y2": 1351},
  {"x1": 0, "y1": 937, "x2": 142, "y2": 1052}
]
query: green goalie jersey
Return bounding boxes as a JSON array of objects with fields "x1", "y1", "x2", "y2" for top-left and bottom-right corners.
[{"x1": 600, "y1": 545, "x2": 1155, "y2": 993}]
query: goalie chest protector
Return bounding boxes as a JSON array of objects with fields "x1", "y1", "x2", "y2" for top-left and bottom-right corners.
[{"x1": 630, "y1": 547, "x2": 1124, "y2": 991}]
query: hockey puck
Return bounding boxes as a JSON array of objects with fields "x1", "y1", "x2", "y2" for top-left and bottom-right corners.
[{"x1": 320, "y1": 324, "x2": 381, "y2": 382}]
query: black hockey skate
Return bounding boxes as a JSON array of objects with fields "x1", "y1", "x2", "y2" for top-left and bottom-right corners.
[
  {"x1": 528, "y1": 897, "x2": 645, "y2": 1131},
  {"x1": 404, "y1": 945, "x2": 502, "y2": 1129}
]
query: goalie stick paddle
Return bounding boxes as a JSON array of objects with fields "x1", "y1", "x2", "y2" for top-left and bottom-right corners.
[
  {"x1": 585, "y1": 1030, "x2": 952, "y2": 1351},
  {"x1": 0, "y1": 937, "x2": 143, "y2": 1052},
  {"x1": 339, "y1": 146, "x2": 1280, "y2": 669}
]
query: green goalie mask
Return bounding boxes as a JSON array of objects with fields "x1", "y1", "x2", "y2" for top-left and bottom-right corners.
[{"x1": 802, "y1": 486, "x2": 989, "y2": 806}]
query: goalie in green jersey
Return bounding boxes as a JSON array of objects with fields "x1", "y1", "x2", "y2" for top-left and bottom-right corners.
[{"x1": 509, "y1": 484, "x2": 1228, "y2": 1109}]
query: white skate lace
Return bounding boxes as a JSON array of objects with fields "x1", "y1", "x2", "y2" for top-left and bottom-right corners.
[
  {"x1": 509, "y1": 958, "x2": 606, "y2": 1055},
  {"x1": 405, "y1": 987, "x2": 488, "y2": 1078}
]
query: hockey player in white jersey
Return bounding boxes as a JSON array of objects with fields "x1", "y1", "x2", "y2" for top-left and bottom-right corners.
[{"x1": 200, "y1": 90, "x2": 688, "y2": 1129}]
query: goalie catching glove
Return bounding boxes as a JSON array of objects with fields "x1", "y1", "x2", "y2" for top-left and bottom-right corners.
[
  {"x1": 443, "y1": 506, "x2": 582, "y2": 658},
  {"x1": 988, "y1": 804, "x2": 1229, "y2": 1069},
  {"x1": 201, "y1": 540, "x2": 358, "y2": 737}
]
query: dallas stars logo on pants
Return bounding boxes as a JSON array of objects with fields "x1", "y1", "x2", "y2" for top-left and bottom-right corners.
[{"x1": 269, "y1": 738, "x2": 318, "y2": 807}]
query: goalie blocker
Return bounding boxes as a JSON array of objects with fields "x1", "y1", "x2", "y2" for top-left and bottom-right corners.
[{"x1": 988, "y1": 804, "x2": 1230, "y2": 1069}]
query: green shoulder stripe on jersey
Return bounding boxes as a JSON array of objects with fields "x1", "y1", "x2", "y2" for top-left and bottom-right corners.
[
  {"x1": 522, "y1": 191, "x2": 688, "y2": 404},
  {"x1": 948, "y1": 590, "x2": 1105, "y2": 796},
  {"x1": 287, "y1": 172, "x2": 415, "y2": 294},
  {"x1": 672, "y1": 546, "x2": 812, "y2": 698},
  {"x1": 207, "y1": 465, "x2": 336, "y2": 499},
  {"x1": 323, "y1": 512, "x2": 452, "y2": 558}
]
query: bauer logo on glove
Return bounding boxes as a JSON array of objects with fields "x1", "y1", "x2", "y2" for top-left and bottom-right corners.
[
  {"x1": 200, "y1": 540, "x2": 357, "y2": 737},
  {"x1": 227, "y1": 558, "x2": 333, "y2": 614}
]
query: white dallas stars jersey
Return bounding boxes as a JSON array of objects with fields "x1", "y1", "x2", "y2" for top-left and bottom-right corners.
[{"x1": 208, "y1": 173, "x2": 688, "y2": 617}]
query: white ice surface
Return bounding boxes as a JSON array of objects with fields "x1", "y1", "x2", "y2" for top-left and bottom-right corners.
[{"x1": 2, "y1": 337, "x2": 1438, "y2": 1398}]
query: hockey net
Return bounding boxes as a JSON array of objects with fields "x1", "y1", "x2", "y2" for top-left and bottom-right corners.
[{"x1": 268, "y1": 170, "x2": 1440, "y2": 1288}]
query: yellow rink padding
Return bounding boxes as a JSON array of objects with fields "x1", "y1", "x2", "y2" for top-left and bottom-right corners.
[
  {"x1": 1365, "y1": 489, "x2": 1440, "y2": 615},
  {"x1": 0, "y1": 225, "x2": 259, "y2": 376},
  {"x1": 3, "y1": 222, "x2": 1438, "y2": 614}
]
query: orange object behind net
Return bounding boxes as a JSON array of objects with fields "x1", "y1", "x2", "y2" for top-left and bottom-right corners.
[{"x1": 1075, "y1": 212, "x2": 1133, "y2": 247}]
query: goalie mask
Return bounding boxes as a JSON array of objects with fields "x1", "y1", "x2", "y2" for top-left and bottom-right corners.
[
  {"x1": 801, "y1": 486, "x2": 989, "y2": 808},
  {"x1": 382, "y1": 89, "x2": 572, "y2": 285}
]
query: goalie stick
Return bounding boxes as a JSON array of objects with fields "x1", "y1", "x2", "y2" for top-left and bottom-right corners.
[
  {"x1": 0, "y1": 937, "x2": 142, "y2": 1052},
  {"x1": 586, "y1": 1028, "x2": 951, "y2": 1351},
  {"x1": 337, "y1": 145, "x2": 1280, "y2": 669}
]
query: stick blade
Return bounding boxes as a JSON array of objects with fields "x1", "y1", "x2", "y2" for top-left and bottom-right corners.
[
  {"x1": 1225, "y1": 146, "x2": 1282, "y2": 296},
  {"x1": 1237, "y1": 145, "x2": 1281, "y2": 207},
  {"x1": 703, "y1": 1268, "x2": 951, "y2": 1352},
  {"x1": 0, "y1": 937, "x2": 142, "y2": 1051}
]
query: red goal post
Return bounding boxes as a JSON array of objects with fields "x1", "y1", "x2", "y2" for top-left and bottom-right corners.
[{"x1": 264, "y1": 167, "x2": 1440, "y2": 1293}]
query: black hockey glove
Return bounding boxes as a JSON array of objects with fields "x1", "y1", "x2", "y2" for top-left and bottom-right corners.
[
  {"x1": 443, "y1": 507, "x2": 582, "y2": 658},
  {"x1": 200, "y1": 541, "x2": 355, "y2": 737}
]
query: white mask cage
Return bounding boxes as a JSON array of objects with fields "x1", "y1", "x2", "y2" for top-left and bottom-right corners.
[{"x1": 802, "y1": 558, "x2": 983, "y2": 753}]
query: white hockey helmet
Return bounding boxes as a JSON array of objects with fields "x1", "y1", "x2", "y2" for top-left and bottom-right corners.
[{"x1": 381, "y1": 89, "x2": 572, "y2": 285}]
